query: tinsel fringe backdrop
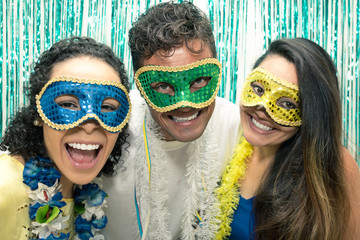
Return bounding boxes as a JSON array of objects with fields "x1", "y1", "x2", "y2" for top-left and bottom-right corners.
[{"x1": 0, "y1": 0, "x2": 359, "y2": 162}]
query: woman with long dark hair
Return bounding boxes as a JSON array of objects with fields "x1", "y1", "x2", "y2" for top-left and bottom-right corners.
[{"x1": 214, "y1": 38, "x2": 360, "y2": 240}]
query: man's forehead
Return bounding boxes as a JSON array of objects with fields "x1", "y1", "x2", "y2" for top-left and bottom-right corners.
[{"x1": 142, "y1": 42, "x2": 213, "y2": 68}]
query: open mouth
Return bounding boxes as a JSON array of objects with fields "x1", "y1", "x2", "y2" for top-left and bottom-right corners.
[
  {"x1": 169, "y1": 111, "x2": 201, "y2": 123},
  {"x1": 66, "y1": 143, "x2": 102, "y2": 169}
]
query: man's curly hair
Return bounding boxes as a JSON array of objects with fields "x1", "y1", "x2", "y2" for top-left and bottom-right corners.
[
  {"x1": 0, "y1": 36, "x2": 130, "y2": 176},
  {"x1": 129, "y1": 1, "x2": 217, "y2": 71}
]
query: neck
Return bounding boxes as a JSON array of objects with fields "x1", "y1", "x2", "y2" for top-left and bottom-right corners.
[
  {"x1": 60, "y1": 175, "x2": 74, "y2": 198},
  {"x1": 252, "y1": 144, "x2": 280, "y2": 163}
]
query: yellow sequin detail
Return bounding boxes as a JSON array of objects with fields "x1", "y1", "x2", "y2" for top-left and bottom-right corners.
[{"x1": 241, "y1": 67, "x2": 301, "y2": 127}]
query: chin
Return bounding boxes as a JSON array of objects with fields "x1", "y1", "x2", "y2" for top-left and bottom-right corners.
[
  {"x1": 176, "y1": 134, "x2": 202, "y2": 142},
  {"x1": 72, "y1": 174, "x2": 98, "y2": 185},
  {"x1": 174, "y1": 128, "x2": 205, "y2": 142}
]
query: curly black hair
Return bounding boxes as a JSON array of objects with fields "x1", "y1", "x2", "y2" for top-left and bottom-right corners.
[
  {"x1": 129, "y1": 1, "x2": 216, "y2": 71},
  {"x1": 0, "y1": 36, "x2": 129, "y2": 176}
]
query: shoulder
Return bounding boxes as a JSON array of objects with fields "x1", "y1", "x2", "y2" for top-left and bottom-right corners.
[
  {"x1": 342, "y1": 148, "x2": 360, "y2": 197},
  {"x1": 0, "y1": 154, "x2": 24, "y2": 172},
  {"x1": 0, "y1": 154, "x2": 30, "y2": 217},
  {"x1": 208, "y1": 98, "x2": 241, "y2": 171},
  {"x1": 0, "y1": 154, "x2": 26, "y2": 190},
  {"x1": 341, "y1": 148, "x2": 360, "y2": 238},
  {"x1": 342, "y1": 148, "x2": 360, "y2": 181},
  {"x1": 214, "y1": 96, "x2": 239, "y2": 111},
  {"x1": 210, "y1": 97, "x2": 241, "y2": 136},
  {"x1": 212, "y1": 97, "x2": 240, "y2": 123}
]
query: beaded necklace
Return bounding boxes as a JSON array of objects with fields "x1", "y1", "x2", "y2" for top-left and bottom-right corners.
[
  {"x1": 215, "y1": 137, "x2": 253, "y2": 239},
  {"x1": 23, "y1": 156, "x2": 108, "y2": 240}
]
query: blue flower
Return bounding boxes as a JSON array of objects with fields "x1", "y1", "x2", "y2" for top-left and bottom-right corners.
[
  {"x1": 29, "y1": 202, "x2": 43, "y2": 220},
  {"x1": 23, "y1": 160, "x2": 42, "y2": 190},
  {"x1": 23, "y1": 157, "x2": 61, "y2": 190},
  {"x1": 42, "y1": 167, "x2": 61, "y2": 187},
  {"x1": 74, "y1": 183, "x2": 107, "y2": 207},
  {"x1": 48, "y1": 192, "x2": 66, "y2": 209},
  {"x1": 75, "y1": 216, "x2": 94, "y2": 240},
  {"x1": 92, "y1": 215, "x2": 108, "y2": 229}
]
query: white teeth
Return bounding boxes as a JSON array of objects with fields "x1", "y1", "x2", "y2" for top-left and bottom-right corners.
[
  {"x1": 251, "y1": 117, "x2": 273, "y2": 131},
  {"x1": 172, "y1": 112, "x2": 199, "y2": 123},
  {"x1": 68, "y1": 143, "x2": 100, "y2": 151}
]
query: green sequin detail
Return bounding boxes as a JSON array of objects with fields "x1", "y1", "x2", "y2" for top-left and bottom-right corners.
[{"x1": 135, "y1": 58, "x2": 221, "y2": 112}]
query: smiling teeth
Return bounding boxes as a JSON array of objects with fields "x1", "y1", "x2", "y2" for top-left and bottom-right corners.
[
  {"x1": 252, "y1": 117, "x2": 273, "y2": 131},
  {"x1": 172, "y1": 112, "x2": 199, "y2": 123},
  {"x1": 68, "y1": 143, "x2": 100, "y2": 150}
]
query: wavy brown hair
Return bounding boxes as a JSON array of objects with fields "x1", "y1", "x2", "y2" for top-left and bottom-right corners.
[
  {"x1": 128, "y1": 1, "x2": 216, "y2": 71},
  {"x1": 0, "y1": 36, "x2": 130, "y2": 176},
  {"x1": 252, "y1": 38, "x2": 350, "y2": 240}
]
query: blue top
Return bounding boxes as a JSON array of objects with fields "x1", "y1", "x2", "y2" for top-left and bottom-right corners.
[{"x1": 229, "y1": 195, "x2": 256, "y2": 240}]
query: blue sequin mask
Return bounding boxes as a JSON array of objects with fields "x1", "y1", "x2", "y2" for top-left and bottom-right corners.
[{"x1": 36, "y1": 77, "x2": 131, "y2": 133}]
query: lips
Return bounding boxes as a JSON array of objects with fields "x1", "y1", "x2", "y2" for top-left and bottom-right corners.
[
  {"x1": 66, "y1": 143, "x2": 101, "y2": 169},
  {"x1": 170, "y1": 111, "x2": 200, "y2": 123},
  {"x1": 247, "y1": 113, "x2": 277, "y2": 135},
  {"x1": 251, "y1": 117, "x2": 274, "y2": 131}
]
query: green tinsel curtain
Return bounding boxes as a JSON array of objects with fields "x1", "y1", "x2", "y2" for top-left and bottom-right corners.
[{"x1": 0, "y1": 0, "x2": 359, "y2": 163}]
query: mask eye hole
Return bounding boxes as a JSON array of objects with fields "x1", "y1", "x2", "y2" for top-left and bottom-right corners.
[
  {"x1": 250, "y1": 81, "x2": 265, "y2": 97},
  {"x1": 101, "y1": 97, "x2": 120, "y2": 112},
  {"x1": 150, "y1": 82, "x2": 175, "y2": 96},
  {"x1": 276, "y1": 97, "x2": 298, "y2": 109},
  {"x1": 55, "y1": 94, "x2": 80, "y2": 110},
  {"x1": 190, "y1": 76, "x2": 211, "y2": 93}
]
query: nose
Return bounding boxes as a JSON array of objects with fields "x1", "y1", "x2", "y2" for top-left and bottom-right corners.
[
  {"x1": 78, "y1": 119, "x2": 101, "y2": 133},
  {"x1": 255, "y1": 104, "x2": 266, "y2": 111}
]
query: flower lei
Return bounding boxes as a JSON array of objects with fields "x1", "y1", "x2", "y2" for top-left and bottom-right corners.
[
  {"x1": 23, "y1": 156, "x2": 108, "y2": 240},
  {"x1": 215, "y1": 137, "x2": 253, "y2": 239}
]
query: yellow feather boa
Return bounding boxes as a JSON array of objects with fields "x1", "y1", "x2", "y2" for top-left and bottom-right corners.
[{"x1": 215, "y1": 137, "x2": 253, "y2": 239}]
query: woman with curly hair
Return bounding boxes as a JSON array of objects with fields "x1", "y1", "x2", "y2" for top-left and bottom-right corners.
[
  {"x1": 214, "y1": 38, "x2": 360, "y2": 240},
  {"x1": 0, "y1": 36, "x2": 131, "y2": 239}
]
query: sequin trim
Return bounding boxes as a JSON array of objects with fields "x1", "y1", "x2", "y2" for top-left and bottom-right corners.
[
  {"x1": 134, "y1": 58, "x2": 222, "y2": 112},
  {"x1": 35, "y1": 76, "x2": 131, "y2": 132}
]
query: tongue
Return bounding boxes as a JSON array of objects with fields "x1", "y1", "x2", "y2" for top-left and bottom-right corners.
[{"x1": 67, "y1": 146, "x2": 97, "y2": 163}]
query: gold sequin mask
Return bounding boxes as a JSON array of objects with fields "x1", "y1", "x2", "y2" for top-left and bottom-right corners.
[{"x1": 240, "y1": 67, "x2": 301, "y2": 127}]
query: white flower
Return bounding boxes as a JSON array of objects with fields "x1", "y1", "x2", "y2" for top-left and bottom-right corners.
[
  {"x1": 27, "y1": 180, "x2": 60, "y2": 203},
  {"x1": 31, "y1": 214, "x2": 69, "y2": 238},
  {"x1": 82, "y1": 200, "x2": 107, "y2": 220}
]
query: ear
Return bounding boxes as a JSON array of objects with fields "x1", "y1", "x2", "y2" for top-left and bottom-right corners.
[{"x1": 33, "y1": 118, "x2": 44, "y2": 127}]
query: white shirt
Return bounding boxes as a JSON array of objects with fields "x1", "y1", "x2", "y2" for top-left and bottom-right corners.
[{"x1": 103, "y1": 89, "x2": 240, "y2": 239}]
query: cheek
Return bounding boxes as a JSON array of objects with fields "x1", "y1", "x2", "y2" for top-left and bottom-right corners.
[
  {"x1": 42, "y1": 125, "x2": 65, "y2": 158},
  {"x1": 106, "y1": 132, "x2": 120, "y2": 149},
  {"x1": 148, "y1": 107, "x2": 164, "y2": 123},
  {"x1": 282, "y1": 127, "x2": 299, "y2": 139},
  {"x1": 239, "y1": 105, "x2": 248, "y2": 123}
]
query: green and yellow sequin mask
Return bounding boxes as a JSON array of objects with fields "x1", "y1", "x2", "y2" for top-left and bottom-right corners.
[
  {"x1": 134, "y1": 58, "x2": 221, "y2": 112},
  {"x1": 241, "y1": 67, "x2": 302, "y2": 127}
]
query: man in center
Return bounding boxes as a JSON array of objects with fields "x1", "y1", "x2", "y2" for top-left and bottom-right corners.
[{"x1": 103, "y1": 2, "x2": 240, "y2": 239}]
